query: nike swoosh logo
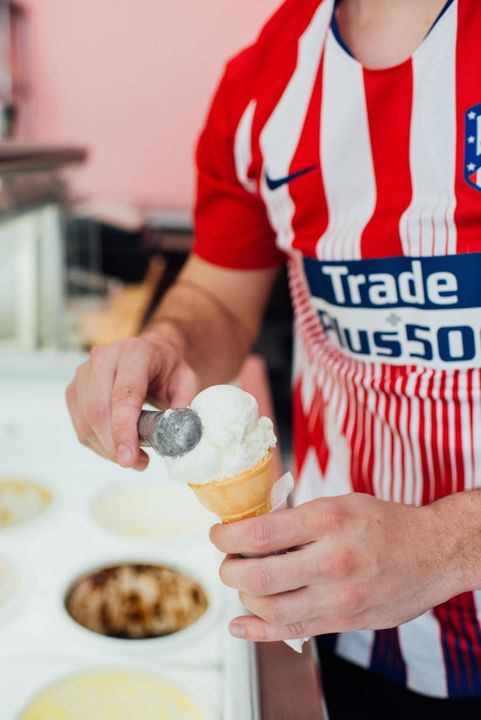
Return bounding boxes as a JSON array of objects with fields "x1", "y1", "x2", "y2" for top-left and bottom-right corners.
[{"x1": 265, "y1": 165, "x2": 316, "y2": 190}]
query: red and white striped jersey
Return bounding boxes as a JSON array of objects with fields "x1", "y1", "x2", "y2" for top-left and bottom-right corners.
[{"x1": 193, "y1": 0, "x2": 481, "y2": 698}]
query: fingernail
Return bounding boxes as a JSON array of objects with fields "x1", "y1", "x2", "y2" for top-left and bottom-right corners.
[
  {"x1": 229, "y1": 622, "x2": 246, "y2": 638},
  {"x1": 117, "y1": 444, "x2": 132, "y2": 466}
]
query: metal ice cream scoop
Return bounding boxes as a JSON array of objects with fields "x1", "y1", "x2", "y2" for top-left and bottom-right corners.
[{"x1": 137, "y1": 409, "x2": 202, "y2": 457}]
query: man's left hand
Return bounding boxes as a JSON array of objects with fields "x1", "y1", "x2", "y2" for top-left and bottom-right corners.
[{"x1": 210, "y1": 493, "x2": 465, "y2": 641}]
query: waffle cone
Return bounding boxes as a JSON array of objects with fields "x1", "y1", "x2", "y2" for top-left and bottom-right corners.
[{"x1": 188, "y1": 450, "x2": 274, "y2": 523}]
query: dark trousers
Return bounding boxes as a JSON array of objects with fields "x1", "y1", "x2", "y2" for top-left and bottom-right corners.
[{"x1": 318, "y1": 645, "x2": 481, "y2": 719}]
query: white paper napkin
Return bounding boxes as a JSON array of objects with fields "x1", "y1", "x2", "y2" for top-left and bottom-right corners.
[{"x1": 241, "y1": 472, "x2": 308, "y2": 653}]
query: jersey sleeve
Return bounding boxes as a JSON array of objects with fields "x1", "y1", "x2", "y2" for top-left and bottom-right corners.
[{"x1": 193, "y1": 59, "x2": 285, "y2": 270}]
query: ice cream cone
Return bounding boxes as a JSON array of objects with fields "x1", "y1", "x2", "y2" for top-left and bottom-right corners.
[{"x1": 188, "y1": 450, "x2": 274, "y2": 523}]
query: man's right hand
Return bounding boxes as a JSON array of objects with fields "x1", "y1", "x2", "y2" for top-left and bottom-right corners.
[{"x1": 66, "y1": 336, "x2": 201, "y2": 471}]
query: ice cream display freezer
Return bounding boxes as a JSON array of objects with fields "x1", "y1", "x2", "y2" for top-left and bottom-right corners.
[{"x1": 0, "y1": 352, "x2": 325, "y2": 719}]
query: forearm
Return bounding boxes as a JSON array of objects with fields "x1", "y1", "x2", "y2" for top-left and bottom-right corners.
[
  {"x1": 429, "y1": 489, "x2": 481, "y2": 595},
  {"x1": 142, "y1": 269, "x2": 257, "y2": 387}
]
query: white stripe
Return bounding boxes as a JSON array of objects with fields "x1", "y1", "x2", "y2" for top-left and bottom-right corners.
[
  {"x1": 259, "y1": 0, "x2": 333, "y2": 252},
  {"x1": 300, "y1": 360, "x2": 316, "y2": 414},
  {"x1": 317, "y1": 32, "x2": 376, "y2": 261},
  {"x1": 344, "y1": 362, "x2": 360, "y2": 467},
  {"x1": 399, "y1": 3, "x2": 457, "y2": 256},
  {"x1": 293, "y1": 446, "x2": 323, "y2": 506},
  {"x1": 336, "y1": 630, "x2": 374, "y2": 669},
  {"x1": 398, "y1": 612, "x2": 447, "y2": 697},
  {"x1": 323, "y1": 399, "x2": 353, "y2": 495},
  {"x1": 234, "y1": 100, "x2": 257, "y2": 194}
]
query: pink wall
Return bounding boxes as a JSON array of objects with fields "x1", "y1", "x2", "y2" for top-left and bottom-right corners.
[{"x1": 23, "y1": 0, "x2": 280, "y2": 210}]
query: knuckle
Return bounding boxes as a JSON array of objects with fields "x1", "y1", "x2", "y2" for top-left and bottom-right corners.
[
  {"x1": 334, "y1": 613, "x2": 363, "y2": 633},
  {"x1": 253, "y1": 520, "x2": 272, "y2": 552},
  {"x1": 218, "y1": 561, "x2": 230, "y2": 586},
  {"x1": 86, "y1": 399, "x2": 107, "y2": 426},
  {"x1": 322, "y1": 506, "x2": 347, "y2": 533},
  {"x1": 338, "y1": 586, "x2": 363, "y2": 615},
  {"x1": 249, "y1": 564, "x2": 272, "y2": 596},
  {"x1": 255, "y1": 622, "x2": 269, "y2": 642},
  {"x1": 307, "y1": 502, "x2": 345, "y2": 536},
  {"x1": 285, "y1": 621, "x2": 306, "y2": 639},
  {"x1": 73, "y1": 365, "x2": 85, "y2": 386},
  {"x1": 112, "y1": 416, "x2": 132, "y2": 440},
  {"x1": 264, "y1": 598, "x2": 287, "y2": 626},
  {"x1": 328, "y1": 549, "x2": 356, "y2": 579},
  {"x1": 89, "y1": 345, "x2": 105, "y2": 364},
  {"x1": 112, "y1": 383, "x2": 140, "y2": 406},
  {"x1": 121, "y1": 337, "x2": 145, "y2": 355}
]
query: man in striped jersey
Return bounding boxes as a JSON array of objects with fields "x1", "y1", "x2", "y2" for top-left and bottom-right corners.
[{"x1": 67, "y1": 0, "x2": 481, "y2": 716}]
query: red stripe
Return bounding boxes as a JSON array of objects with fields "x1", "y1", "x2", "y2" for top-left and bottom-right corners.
[
  {"x1": 439, "y1": 372, "x2": 451, "y2": 497},
  {"x1": 435, "y1": 592, "x2": 481, "y2": 695},
  {"x1": 428, "y1": 373, "x2": 444, "y2": 501},
  {"x1": 405, "y1": 369, "x2": 418, "y2": 504},
  {"x1": 458, "y1": 593, "x2": 481, "y2": 680},
  {"x1": 293, "y1": 378, "x2": 309, "y2": 481},
  {"x1": 360, "y1": 366, "x2": 375, "y2": 495},
  {"x1": 360, "y1": 62, "x2": 413, "y2": 258},
  {"x1": 467, "y1": 369, "x2": 475, "y2": 485},
  {"x1": 310, "y1": 389, "x2": 330, "y2": 475},
  {"x1": 454, "y1": 0, "x2": 481, "y2": 253},
  {"x1": 393, "y1": 370, "x2": 405, "y2": 502},
  {"x1": 349, "y1": 368, "x2": 363, "y2": 491},
  {"x1": 387, "y1": 367, "x2": 398, "y2": 501},
  {"x1": 452, "y1": 371, "x2": 465, "y2": 493},
  {"x1": 415, "y1": 373, "x2": 433, "y2": 506},
  {"x1": 364, "y1": 370, "x2": 378, "y2": 496},
  {"x1": 398, "y1": 372, "x2": 410, "y2": 503}
]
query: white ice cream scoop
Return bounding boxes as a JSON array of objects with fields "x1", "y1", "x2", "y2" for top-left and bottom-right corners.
[{"x1": 137, "y1": 409, "x2": 203, "y2": 457}]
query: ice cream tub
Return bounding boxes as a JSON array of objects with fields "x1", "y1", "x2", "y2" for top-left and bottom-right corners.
[
  {"x1": 0, "y1": 543, "x2": 225, "y2": 665},
  {"x1": 91, "y1": 476, "x2": 213, "y2": 541},
  {"x1": 0, "y1": 657, "x2": 221, "y2": 720},
  {"x1": 0, "y1": 477, "x2": 54, "y2": 533},
  {"x1": 63, "y1": 560, "x2": 213, "y2": 644},
  {"x1": 0, "y1": 555, "x2": 31, "y2": 625}
]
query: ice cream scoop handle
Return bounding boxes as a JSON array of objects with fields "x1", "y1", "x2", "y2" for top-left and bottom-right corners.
[{"x1": 137, "y1": 410, "x2": 165, "y2": 447}]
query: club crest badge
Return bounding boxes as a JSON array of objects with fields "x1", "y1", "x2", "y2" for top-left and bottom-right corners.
[{"x1": 465, "y1": 104, "x2": 481, "y2": 192}]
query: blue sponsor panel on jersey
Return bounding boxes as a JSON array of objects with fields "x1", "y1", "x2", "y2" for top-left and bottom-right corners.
[{"x1": 303, "y1": 254, "x2": 481, "y2": 369}]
